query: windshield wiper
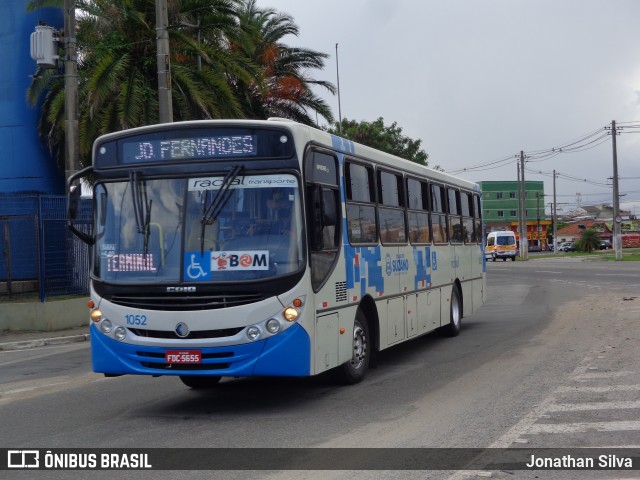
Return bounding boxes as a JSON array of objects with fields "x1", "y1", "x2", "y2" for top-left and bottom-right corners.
[
  {"x1": 199, "y1": 165, "x2": 242, "y2": 253},
  {"x1": 130, "y1": 171, "x2": 152, "y2": 256}
]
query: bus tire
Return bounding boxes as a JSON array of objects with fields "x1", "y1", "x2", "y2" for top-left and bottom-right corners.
[
  {"x1": 179, "y1": 375, "x2": 221, "y2": 389},
  {"x1": 335, "y1": 310, "x2": 370, "y2": 385},
  {"x1": 444, "y1": 286, "x2": 462, "y2": 337}
]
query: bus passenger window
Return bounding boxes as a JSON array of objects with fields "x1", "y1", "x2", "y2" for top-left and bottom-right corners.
[
  {"x1": 346, "y1": 162, "x2": 377, "y2": 244},
  {"x1": 378, "y1": 170, "x2": 405, "y2": 244}
]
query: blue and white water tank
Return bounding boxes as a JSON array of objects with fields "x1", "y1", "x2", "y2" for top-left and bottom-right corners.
[{"x1": 0, "y1": 1, "x2": 63, "y2": 194}]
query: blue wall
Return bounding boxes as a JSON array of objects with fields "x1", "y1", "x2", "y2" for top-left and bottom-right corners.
[{"x1": 0, "y1": 1, "x2": 63, "y2": 194}]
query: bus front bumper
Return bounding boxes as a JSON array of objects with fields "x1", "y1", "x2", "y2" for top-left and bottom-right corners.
[{"x1": 90, "y1": 323, "x2": 311, "y2": 377}]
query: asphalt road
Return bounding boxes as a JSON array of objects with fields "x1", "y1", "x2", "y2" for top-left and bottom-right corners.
[{"x1": 1, "y1": 259, "x2": 639, "y2": 479}]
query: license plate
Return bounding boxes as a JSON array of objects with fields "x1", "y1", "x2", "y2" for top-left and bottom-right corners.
[{"x1": 165, "y1": 350, "x2": 202, "y2": 364}]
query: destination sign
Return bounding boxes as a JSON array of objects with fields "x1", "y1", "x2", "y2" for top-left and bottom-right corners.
[{"x1": 121, "y1": 135, "x2": 257, "y2": 163}]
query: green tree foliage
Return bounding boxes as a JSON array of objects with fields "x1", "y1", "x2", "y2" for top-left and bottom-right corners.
[
  {"x1": 230, "y1": 0, "x2": 335, "y2": 125},
  {"x1": 577, "y1": 228, "x2": 601, "y2": 253},
  {"x1": 26, "y1": 0, "x2": 334, "y2": 171},
  {"x1": 329, "y1": 117, "x2": 433, "y2": 167}
]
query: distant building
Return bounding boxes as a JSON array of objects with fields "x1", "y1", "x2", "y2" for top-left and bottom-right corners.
[
  {"x1": 478, "y1": 180, "x2": 550, "y2": 250},
  {"x1": 560, "y1": 204, "x2": 632, "y2": 222},
  {"x1": 556, "y1": 220, "x2": 612, "y2": 244}
]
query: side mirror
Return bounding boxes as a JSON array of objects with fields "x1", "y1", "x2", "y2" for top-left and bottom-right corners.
[
  {"x1": 69, "y1": 185, "x2": 81, "y2": 220},
  {"x1": 66, "y1": 167, "x2": 95, "y2": 245}
]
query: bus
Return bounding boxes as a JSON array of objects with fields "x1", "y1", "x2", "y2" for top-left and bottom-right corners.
[{"x1": 68, "y1": 119, "x2": 486, "y2": 388}]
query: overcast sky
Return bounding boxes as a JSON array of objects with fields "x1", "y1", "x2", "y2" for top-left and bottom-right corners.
[{"x1": 256, "y1": 0, "x2": 640, "y2": 215}]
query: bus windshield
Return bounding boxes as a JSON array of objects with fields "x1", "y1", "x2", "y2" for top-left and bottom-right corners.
[{"x1": 94, "y1": 173, "x2": 304, "y2": 283}]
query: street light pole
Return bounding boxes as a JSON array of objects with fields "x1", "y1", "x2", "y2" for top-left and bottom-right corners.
[{"x1": 335, "y1": 43, "x2": 342, "y2": 133}]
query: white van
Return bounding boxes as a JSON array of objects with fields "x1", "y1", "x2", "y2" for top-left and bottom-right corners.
[{"x1": 485, "y1": 231, "x2": 517, "y2": 262}]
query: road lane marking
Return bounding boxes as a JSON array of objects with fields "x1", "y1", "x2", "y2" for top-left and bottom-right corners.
[
  {"x1": 571, "y1": 371, "x2": 633, "y2": 380},
  {"x1": 546, "y1": 400, "x2": 640, "y2": 411},
  {"x1": 556, "y1": 384, "x2": 640, "y2": 393},
  {"x1": 528, "y1": 420, "x2": 640, "y2": 434}
]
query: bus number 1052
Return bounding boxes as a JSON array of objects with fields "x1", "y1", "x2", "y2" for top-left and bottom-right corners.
[{"x1": 125, "y1": 314, "x2": 147, "y2": 326}]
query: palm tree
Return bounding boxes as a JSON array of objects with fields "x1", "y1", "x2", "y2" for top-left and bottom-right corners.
[
  {"x1": 27, "y1": 0, "x2": 257, "y2": 168},
  {"x1": 579, "y1": 228, "x2": 601, "y2": 253},
  {"x1": 230, "y1": 0, "x2": 335, "y2": 126}
]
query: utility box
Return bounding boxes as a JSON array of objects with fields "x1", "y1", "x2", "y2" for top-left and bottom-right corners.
[{"x1": 30, "y1": 25, "x2": 58, "y2": 68}]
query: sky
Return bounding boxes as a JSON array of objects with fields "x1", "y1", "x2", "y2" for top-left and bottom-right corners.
[{"x1": 256, "y1": 0, "x2": 640, "y2": 216}]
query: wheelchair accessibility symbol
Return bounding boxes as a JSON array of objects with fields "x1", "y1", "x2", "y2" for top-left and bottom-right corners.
[{"x1": 184, "y1": 252, "x2": 211, "y2": 281}]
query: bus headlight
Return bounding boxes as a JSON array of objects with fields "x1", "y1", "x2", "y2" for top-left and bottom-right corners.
[
  {"x1": 246, "y1": 326, "x2": 261, "y2": 341},
  {"x1": 283, "y1": 307, "x2": 298, "y2": 322},
  {"x1": 90, "y1": 308, "x2": 103, "y2": 322},
  {"x1": 114, "y1": 326, "x2": 127, "y2": 341},
  {"x1": 99, "y1": 319, "x2": 112, "y2": 334},
  {"x1": 265, "y1": 318, "x2": 281, "y2": 334}
]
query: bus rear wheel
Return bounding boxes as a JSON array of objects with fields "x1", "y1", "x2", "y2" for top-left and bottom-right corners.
[
  {"x1": 335, "y1": 311, "x2": 370, "y2": 385},
  {"x1": 180, "y1": 375, "x2": 221, "y2": 389},
  {"x1": 444, "y1": 286, "x2": 462, "y2": 337}
]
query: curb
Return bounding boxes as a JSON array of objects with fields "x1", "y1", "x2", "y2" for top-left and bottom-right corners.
[{"x1": 0, "y1": 333, "x2": 90, "y2": 352}]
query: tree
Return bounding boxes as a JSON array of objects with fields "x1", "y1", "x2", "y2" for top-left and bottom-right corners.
[
  {"x1": 329, "y1": 117, "x2": 433, "y2": 167},
  {"x1": 230, "y1": 0, "x2": 335, "y2": 125},
  {"x1": 26, "y1": 0, "x2": 335, "y2": 173},
  {"x1": 578, "y1": 228, "x2": 600, "y2": 253},
  {"x1": 27, "y1": 0, "x2": 256, "y2": 169}
]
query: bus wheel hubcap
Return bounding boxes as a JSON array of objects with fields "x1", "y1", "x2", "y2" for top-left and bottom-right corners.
[{"x1": 351, "y1": 324, "x2": 367, "y2": 369}]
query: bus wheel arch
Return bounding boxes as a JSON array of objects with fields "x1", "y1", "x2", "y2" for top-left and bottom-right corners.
[
  {"x1": 334, "y1": 295, "x2": 378, "y2": 384},
  {"x1": 358, "y1": 295, "x2": 379, "y2": 356}
]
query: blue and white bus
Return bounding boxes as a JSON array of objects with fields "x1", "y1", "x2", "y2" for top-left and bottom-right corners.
[{"x1": 68, "y1": 119, "x2": 486, "y2": 388}]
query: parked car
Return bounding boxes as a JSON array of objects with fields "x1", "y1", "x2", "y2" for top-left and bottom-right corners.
[
  {"x1": 560, "y1": 242, "x2": 575, "y2": 252},
  {"x1": 599, "y1": 240, "x2": 612, "y2": 250}
]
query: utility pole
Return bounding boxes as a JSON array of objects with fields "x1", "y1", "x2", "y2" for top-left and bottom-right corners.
[
  {"x1": 517, "y1": 162, "x2": 522, "y2": 250},
  {"x1": 63, "y1": 0, "x2": 79, "y2": 182},
  {"x1": 610, "y1": 120, "x2": 622, "y2": 260},
  {"x1": 536, "y1": 192, "x2": 541, "y2": 250},
  {"x1": 156, "y1": 0, "x2": 173, "y2": 123},
  {"x1": 519, "y1": 151, "x2": 528, "y2": 260},
  {"x1": 553, "y1": 170, "x2": 558, "y2": 255}
]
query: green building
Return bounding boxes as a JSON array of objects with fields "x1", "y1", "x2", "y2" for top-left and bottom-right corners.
[{"x1": 478, "y1": 180, "x2": 550, "y2": 249}]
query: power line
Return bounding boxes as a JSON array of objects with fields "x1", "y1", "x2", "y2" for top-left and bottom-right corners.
[{"x1": 446, "y1": 124, "x2": 613, "y2": 174}]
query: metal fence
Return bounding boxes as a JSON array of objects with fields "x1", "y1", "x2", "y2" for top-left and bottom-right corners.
[{"x1": 0, "y1": 194, "x2": 92, "y2": 301}]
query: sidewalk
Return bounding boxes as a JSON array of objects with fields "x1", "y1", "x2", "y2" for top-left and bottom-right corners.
[{"x1": 0, "y1": 325, "x2": 90, "y2": 351}]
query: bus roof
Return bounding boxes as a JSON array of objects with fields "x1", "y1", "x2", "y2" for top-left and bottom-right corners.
[{"x1": 93, "y1": 119, "x2": 479, "y2": 193}]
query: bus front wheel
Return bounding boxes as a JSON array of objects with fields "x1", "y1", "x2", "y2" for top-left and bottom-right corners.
[
  {"x1": 335, "y1": 311, "x2": 370, "y2": 385},
  {"x1": 180, "y1": 375, "x2": 221, "y2": 389}
]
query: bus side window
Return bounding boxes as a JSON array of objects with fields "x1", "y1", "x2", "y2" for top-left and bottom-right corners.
[
  {"x1": 407, "y1": 177, "x2": 430, "y2": 244},
  {"x1": 378, "y1": 170, "x2": 406, "y2": 244},
  {"x1": 474, "y1": 194, "x2": 483, "y2": 244},
  {"x1": 448, "y1": 187, "x2": 463, "y2": 244},
  {"x1": 431, "y1": 184, "x2": 448, "y2": 244},
  {"x1": 460, "y1": 191, "x2": 474, "y2": 244},
  {"x1": 345, "y1": 162, "x2": 377, "y2": 244}
]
